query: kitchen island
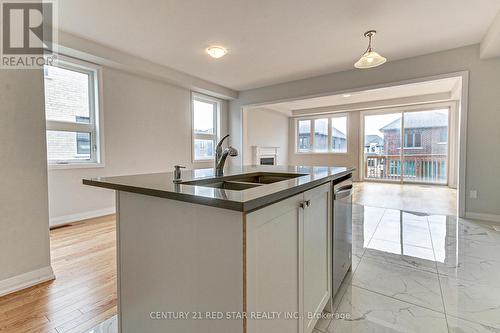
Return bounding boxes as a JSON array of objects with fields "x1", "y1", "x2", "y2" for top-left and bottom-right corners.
[{"x1": 83, "y1": 165, "x2": 354, "y2": 333}]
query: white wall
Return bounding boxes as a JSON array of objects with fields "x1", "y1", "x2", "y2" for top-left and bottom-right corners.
[
  {"x1": 0, "y1": 69, "x2": 53, "y2": 290},
  {"x1": 243, "y1": 108, "x2": 289, "y2": 165},
  {"x1": 48, "y1": 67, "x2": 228, "y2": 226},
  {"x1": 230, "y1": 45, "x2": 500, "y2": 218},
  {"x1": 288, "y1": 111, "x2": 360, "y2": 181}
]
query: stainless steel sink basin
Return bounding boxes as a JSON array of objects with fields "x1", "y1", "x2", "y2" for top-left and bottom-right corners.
[
  {"x1": 228, "y1": 173, "x2": 305, "y2": 184},
  {"x1": 195, "y1": 181, "x2": 262, "y2": 191},
  {"x1": 181, "y1": 172, "x2": 306, "y2": 191}
]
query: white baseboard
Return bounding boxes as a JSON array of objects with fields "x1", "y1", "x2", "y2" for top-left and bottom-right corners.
[
  {"x1": 0, "y1": 266, "x2": 55, "y2": 297},
  {"x1": 50, "y1": 207, "x2": 115, "y2": 228},
  {"x1": 465, "y1": 211, "x2": 500, "y2": 223}
]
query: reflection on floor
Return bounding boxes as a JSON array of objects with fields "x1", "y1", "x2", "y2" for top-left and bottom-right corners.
[
  {"x1": 87, "y1": 204, "x2": 500, "y2": 333},
  {"x1": 353, "y1": 182, "x2": 457, "y2": 216},
  {"x1": 313, "y1": 204, "x2": 500, "y2": 333}
]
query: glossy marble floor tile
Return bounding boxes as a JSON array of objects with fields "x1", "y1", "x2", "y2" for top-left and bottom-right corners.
[
  {"x1": 446, "y1": 315, "x2": 500, "y2": 333},
  {"x1": 327, "y1": 204, "x2": 500, "y2": 332},
  {"x1": 328, "y1": 286, "x2": 448, "y2": 333},
  {"x1": 435, "y1": 254, "x2": 500, "y2": 286},
  {"x1": 439, "y1": 275, "x2": 500, "y2": 328},
  {"x1": 353, "y1": 182, "x2": 457, "y2": 216},
  {"x1": 363, "y1": 241, "x2": 438, "y2": 274},
  {"x1": 353, "y1": 256, "x2": 444, "y2": 312}
]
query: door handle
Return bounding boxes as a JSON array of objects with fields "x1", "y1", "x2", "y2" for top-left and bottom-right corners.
[
  {"x1": 334, "y1": 189, "x2": 352, "y2": 200},
  {"x1": 299, "y1": 200, "x2": 311, "y2": 209}
]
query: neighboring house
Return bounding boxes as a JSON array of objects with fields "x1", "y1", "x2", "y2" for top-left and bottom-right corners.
[
  {"x1": 364, "y1": 134, "x2": 384, "y2": 155},
  {"x1": 44, "y1": 65, "x2": 92, "y2": 161},
  {"x1": 366, "y1": 112, "x2": 448, "y2": 182},
  {"x1": 380, "y1": 112, "x2": 448, "y2": 155},
  {"x1": 331, "y1": 127, "x2": 347, "y2": 152},
  {"x1": 298, "y1": 127, "x2": 346, "y2": 151}
]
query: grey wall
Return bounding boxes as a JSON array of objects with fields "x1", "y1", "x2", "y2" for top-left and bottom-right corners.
[
  {"x1": 0, "y1": 70, "x2": 51, "y2": 280},
  {"x1": 48, "y1": 67, "x2": 229, "y2": 225},
  {"x1": 230, "y1": 45, "x2": 500, "y2": 216},
  {"x1": 243, "y1": 108, "x2": 289, "y2": 165}
]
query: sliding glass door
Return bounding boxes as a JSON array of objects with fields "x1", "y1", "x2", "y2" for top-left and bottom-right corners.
[
  {"x1": 402, "y1": 110, "x2": 448, "y2": 183},
  {"x1": 364, "y1": 112, "x2": 401, "y2": 181},
  {"x1": 363, "y1": 108, "x2": 449, "y2": 185}
]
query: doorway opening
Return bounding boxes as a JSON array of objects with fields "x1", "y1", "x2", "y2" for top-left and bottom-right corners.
[{"x1": 240, "y1": 73, "x2": 467, "y2": 216}]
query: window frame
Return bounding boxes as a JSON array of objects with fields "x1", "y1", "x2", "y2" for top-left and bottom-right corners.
[
  {"x1": 44, "y1": 55, "x2": 103, "y2": 169},
  {"x1": 191, "y1": 92, "x2": 220, "y2": 162},
  {"x1": 297, "y1": 119, "x2": 312, "y2": 152},
  {"x1": 295, "y1": 113, "x2": 348, "y2": 154}
]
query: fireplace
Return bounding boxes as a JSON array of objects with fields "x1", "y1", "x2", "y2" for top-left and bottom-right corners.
[
  {"x1": 260, "y1": 157, "x2": 276, "y2": 165},
  {"x1": 253, "y1": 146, "x2": 279, "y2": 165}
]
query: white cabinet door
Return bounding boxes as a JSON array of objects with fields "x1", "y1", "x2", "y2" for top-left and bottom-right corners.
[
  {"x1": 302, "y1": 183, "x2": 331, "y2": 333},
  {"x1": 245, "y1": 183, "x2": 331, "y2": 333},
  {"x1": 246, "y1": 193, "x2": 303, "y2": 333}
]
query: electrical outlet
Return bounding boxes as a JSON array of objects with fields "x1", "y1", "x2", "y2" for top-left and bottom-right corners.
[{"x1": 470, "y1": 190, "x2": 478, "y2": 199}]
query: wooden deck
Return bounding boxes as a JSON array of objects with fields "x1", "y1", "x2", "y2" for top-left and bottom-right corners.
[{"x1": 0, "y1": 215, "x2": 117, "y2": 333}]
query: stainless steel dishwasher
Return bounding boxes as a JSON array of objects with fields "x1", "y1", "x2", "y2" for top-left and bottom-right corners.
[{"x1": 332, "y1": 176, "x2": 353, "y2": 298}]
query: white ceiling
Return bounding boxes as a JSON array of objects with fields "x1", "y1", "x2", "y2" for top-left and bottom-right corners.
[
  {"x1": 57, "y1": 0, "x2": 500, "y2": 91},
  {"x1": 263, "y1": 77, "x2": 459, "y2": 113}
]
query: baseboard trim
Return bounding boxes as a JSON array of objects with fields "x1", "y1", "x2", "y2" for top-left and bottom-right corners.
[
  {"x1": 465, "y1": 211, "x2": 500, "y2": 223},
  {"x1": 50, "y1": 207, "x2": 115, "y2": 228},
  {"x1": 0, "y1": 266, "x2": 55, "y2": 297}
]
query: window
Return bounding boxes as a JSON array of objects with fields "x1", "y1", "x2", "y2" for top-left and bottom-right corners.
[
  {"x1": 44, "y1": 58, "x2": 101, "y2": 166},
  {"x1": 314, "y1": 118, "x2": 328, "y2": 152},
  {"x1": 298, "y1": 120, "x2": 312, "y2": 152},
  {"x1": 439, "y1": 130, "x2": 448, "y2": 143},
  {"x1": 404, "y1": 131, "x2": 422, "y2": 148},
  {"x1": 192, "y1": 93, "x2": 219, "y2": 161},
  {"x1": 296, "y1": 115, "x2": 347, "y2": 153},
  {"x1": 331, "y1": 116, "x2": 347, "y2": 153}
]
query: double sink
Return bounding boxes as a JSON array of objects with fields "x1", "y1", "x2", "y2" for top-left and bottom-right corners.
[{"x1": 181, "y1": 172, "x2": 306, "y2": 191}]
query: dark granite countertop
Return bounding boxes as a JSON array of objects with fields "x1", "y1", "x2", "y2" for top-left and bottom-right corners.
[{"x1": 83, "y1": 165, "x2": 354, "y2": 212}]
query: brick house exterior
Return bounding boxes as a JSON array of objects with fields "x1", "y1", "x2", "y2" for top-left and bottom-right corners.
[
  {"x1": 365, "y1": 111, "x2": 448, "y2": 183},
  {"x1": 380, "y1": 112, "x2": 448, "y2": 155},
  {"x1": 44, "y1": 65, "x2": 91, "y2": 161}
]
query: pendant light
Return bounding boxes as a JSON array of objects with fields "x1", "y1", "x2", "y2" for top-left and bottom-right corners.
[{"x1": 354, "y1": 30, "x2": 387, "y2": 69}]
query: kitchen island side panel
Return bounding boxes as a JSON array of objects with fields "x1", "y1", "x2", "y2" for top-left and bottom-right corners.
[{"x1": 117, "y1": 191, "x2": 244, "y2": 333}]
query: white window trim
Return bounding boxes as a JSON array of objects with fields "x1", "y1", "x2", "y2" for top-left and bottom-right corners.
[
  {"x1": 46, "y1": 55, "x2": 104, "y2": 170},
  {"x1": 295, "y1": 113, "x2": 348, "y2": 154},
  {"x1": 191, "y1": 92, "x2": 220, "y2": 163}
]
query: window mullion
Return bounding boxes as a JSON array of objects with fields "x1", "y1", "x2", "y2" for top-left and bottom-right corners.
[
  {"x1": 194, "y1": 133, "x2": 215, "y2": 141},
  {"x1": 310, "y1": 119, "x2": 315, "y2": 152},
  {"x1": 328, "y1": 118, "x2": 332, "y2": 152}
]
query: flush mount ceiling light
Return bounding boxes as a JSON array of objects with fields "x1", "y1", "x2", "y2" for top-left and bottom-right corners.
[
  {"x1": 206, "y1": 46, "x2": 227, "y2": 59},
  {"x1": 354, "y1": 30, "x2": 387, "y2": 69}
]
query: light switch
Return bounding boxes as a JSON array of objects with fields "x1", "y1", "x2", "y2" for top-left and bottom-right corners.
[{"x1": 470, "y1": 190, "x2": 478, "y2": 199}]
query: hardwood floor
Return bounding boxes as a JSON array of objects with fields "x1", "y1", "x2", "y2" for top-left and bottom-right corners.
[
  {"x1": 353, "y1": 181, "x2": 457, "y2": 216},
  {"x1": 0, "y1": 215, "x2": 117, "y2": 333}
]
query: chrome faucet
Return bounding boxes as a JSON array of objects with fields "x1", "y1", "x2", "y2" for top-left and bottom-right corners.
[
  {"x1": 215, "y1": 134, "x2": 238, "y2": 177},
  {"x1": 172, "y1": 165, "x2": 186, "y2": 183}
]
